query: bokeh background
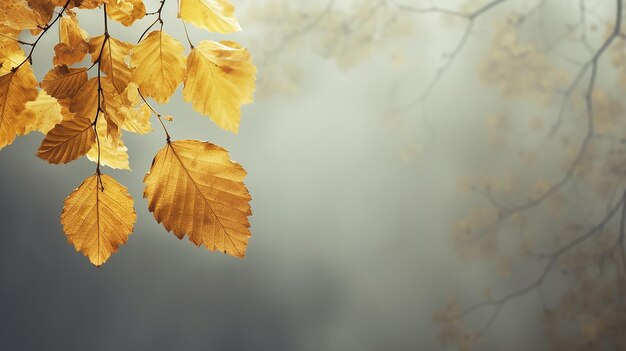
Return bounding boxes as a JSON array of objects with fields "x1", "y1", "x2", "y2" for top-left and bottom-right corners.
[{"x1": 1, "y1": 1, "x2": 623, "y2": 350}]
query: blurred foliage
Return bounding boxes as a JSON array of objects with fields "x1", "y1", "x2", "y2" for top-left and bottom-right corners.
[{"x1": 243, "y1": 0, "x2": 626, "y2": 349}]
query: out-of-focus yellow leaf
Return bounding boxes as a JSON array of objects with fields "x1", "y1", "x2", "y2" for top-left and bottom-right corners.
[
  {"x1": 0, "y1": 63, "x2": 39, "y2": 150},
  {"x1": 106, "y1": 0, "x2": 145, "y2": 26},
  {"x1": 131, "y1": 30, "x2": 186, "y2": 103},
  {"x1": 21, "y1": 91, "x2": 74, "y2": 135},
  {"x1": 178, "y1": 0, "x2": 241, "y2": 34},
  {"x1": 120, "y1": 83, "x2": 152, "y2": 134},
  {"x1": 41, "y1": 65, "x2": 88, "y2": 101},
  {"x1": 144, "y1": 140, "x2": 252, "y2": 258},
  {"x1": 183, "y1": 41, "x2": 256, "y2": 133},
  {"x1": 61, "y1": 173, "x2": 136, "y2": 266},
  {"x1": 0, "y1": 43, "x2": 25, "y2": 74},
  {"x1": 37, "y1": 116, "x2": 95, "y2": 164},
  {"x1": 86, "y1": 117, "x2": 130, "y2": 170}
]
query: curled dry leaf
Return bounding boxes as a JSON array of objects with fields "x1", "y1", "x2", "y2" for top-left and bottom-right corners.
[
  {"x1": 61, "y1": 173, "x2": 136, "y2": 266},
  {"x1": 144, "y1": 140, "x2": 252, "y2": 258},
  {"x1": 53, "y1": 10, "x2": 89, "y2": 66}
]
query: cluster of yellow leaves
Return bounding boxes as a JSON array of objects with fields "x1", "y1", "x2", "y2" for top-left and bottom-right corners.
[
  {"x1": 479, "y1": 17, "x2": 568, "y2": 104},
  {"x1": 316, "y1": 1, "x2": 414, "y2": 70},
  {"x1": 540, "y1": 234, "x2": 626, "y2": 350},
  {"x1": 432, "y1": 298, "x2": 478, "y2": 351},
  {"x1": 0, "y1": 0, "x2": 256, "y2": 266},
  {"x1": 243, "y1": 0, "x2": 412, "y2": 96}
]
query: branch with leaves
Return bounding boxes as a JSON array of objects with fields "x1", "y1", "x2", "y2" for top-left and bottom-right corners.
[{"x1": 0, "y1": 0, "x2": 257, "y2": 266}]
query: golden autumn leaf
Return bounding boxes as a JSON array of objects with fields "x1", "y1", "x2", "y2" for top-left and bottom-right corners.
[
  {"x1": 69, "y1": 77, "x2": 129, "y2": 136},
  {"x1": 41, "y1": 65, "x2": 88, "y2": 101},
  {"x1": 183, "y1": 40, "x2": 256, "y2": 133},
  {"x1": 0, "y1": 0, "x2": 46, "y2": 31},
  {"x1": 26, "y1": 0, "x2": 56, "y2": 24},
  {"x1": 53, "y1": 10, "x2": 90, "y2": 66},
  {"x1": 0, "y1": 43, "x2": 25, "y2": 74},
  {"x1": 69, "y1": 77, "x2": 100, "y2": 119},
  {"x1": 51, "y1": 0, "x2": 104, "y2": 10},
  {"x1": 0, "y1": 63, "x2": 39, "y2": 149},
  {"x1": 0, "y1": 28, "x2": 22, "y2": 48},
  {"x1": 106, "y1": 0, "x2": 145, "y2": 26},
  {"x1": 89, "y1": 35, "x2": 134, "y2": 94},
  {"x1": 144, "y1": 140, "x2": 252, "y2": 258},
  {"x1": 61, "y1": 173, "x2": 136, "y2": 266},
  {"x1": 131, "y1": 30, "x2": 186, "y2": 103},
  {"x1": 37, "y1": 116, "x2": 95, "y2": 164},
  {"x1": 86, "y1": 117, "x2": 130, "y2": 170},
  {"x1": 178, "y1": 0, "x2": 241, "y2": 34}
]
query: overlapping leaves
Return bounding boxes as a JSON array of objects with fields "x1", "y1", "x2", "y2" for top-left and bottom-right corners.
[{"x1": 0, "y1": 0, "x2": 256, "y2": 266}]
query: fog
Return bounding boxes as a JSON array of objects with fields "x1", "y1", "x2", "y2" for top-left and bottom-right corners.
[{"x1": 0, "y1": 1, "x2": 622, "y2": 350}]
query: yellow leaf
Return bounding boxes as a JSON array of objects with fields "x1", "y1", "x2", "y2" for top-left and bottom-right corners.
[
  {"x1": 120, "y1": 83, "x2": 152, "y2": 134},
  {"x1": 144, "y1": 140, "x2": 252, "y2": 258},
  {"x1": 131, "y1": 30, "x2": 186, "y2": 103},
  {"x1": 0, "y1": 63, "x2": 39, "y2": 149},
  {"x1": 21, "y1": 91, "x2": 74, "y2": 135},
  {"x1": 37, "y1": 116, "x2": 95, "y2": 164},
  {"x1": 0, "y1": 0, "x2": 46, "y2": 31},
  {"x1": 69, "y1": 77, "x2": 99, "y2": 119},
  {"x1": 178, "y1": 0, "x2": 241, "y2": 34},
  {"x1": 61, "y1": 173, "x2": 136, "y2": 266},
  {"x1": 0, "y1": 28, "x2": 22, "y2": 48},
  {"x1": 77, "y1": 0, "x2": 105, "y2": 9},
  {"x1": 26, "y1": 0, "x2": 56, "y2": 23},
  {"x1": 0, "y1": 43, "x2": 25, "y2": 76},
  {"x1": 89, "y1": 35, "x2": 134, "y2": 94},
  {"x1": 69, "y1": 77, "x2": 129, "y2": 135},
  {"x1": 41, "y1": 65, "x2": 88, "y2": 101},
  {"x1": 183, "y1": 41, "x2": 256, "y2": 133},
  {"x1": 53, "y1": 10, "x2": 89, "y2": 66},
  {"x1": 122, "y1": 103, "x2": 151, "y2": 133},
  {"x1": 86, "y1": 117, "x2": 130, "y2": 170},
  {"x1": 106, "y1": 0, "x2": 145, "y2": 26},
  {"x1": 51, "y1": 0, "x2": 104, "y2": 10}
]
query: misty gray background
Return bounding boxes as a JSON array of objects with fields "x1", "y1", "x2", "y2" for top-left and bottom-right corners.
[{"x1": 0, "y1": 1, "x2": 612, "y2": 350}]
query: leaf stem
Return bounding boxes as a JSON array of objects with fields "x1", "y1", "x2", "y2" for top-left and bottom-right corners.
[
  {"x1": 176, "y1": 0, "x2": 194, "y2": 48},
  {"x1": 138, "y1": 0, "x2": 166, "y2": 43},
  {"x1": 92, "y1": 4, "x2": 111, "y2": 180},
  {"x1": 137, "y1": 89, "x2": 171, "y2": 142}
]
